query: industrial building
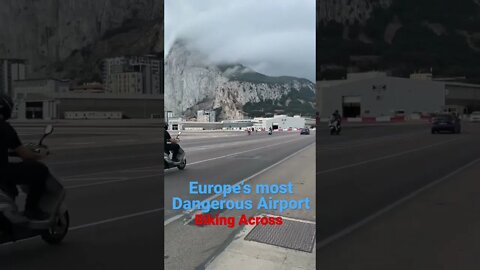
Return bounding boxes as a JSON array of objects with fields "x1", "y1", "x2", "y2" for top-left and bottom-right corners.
[
  {"x1": 12, "y1": 79, "x2": 162, "y2": 120},
  {"x1": 318, "y1": 72, "x2": 480, "y2": 118},
  {"x1": 253, "y1": 115, "x2": 306, "y2": 130},
  {"x1": 166, "y1": 115, "x2": 308, "y2": 131}
]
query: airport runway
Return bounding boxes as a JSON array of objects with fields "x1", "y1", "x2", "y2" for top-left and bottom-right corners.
[
  {"x1": 4, "y1": 122, "x2": 479, "y2": 269},
  {"x1": 316, "y1": 122, "x2": 480, "y2": 248},
  {"x1": 0, "y1": 126, "x2": 314, "y2": 269}
]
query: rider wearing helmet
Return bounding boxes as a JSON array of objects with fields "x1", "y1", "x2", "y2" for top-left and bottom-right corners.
[
  {"x1": 0, "y1": 94, "x2": 49, "y2": 220},
  {"x1": 164, "y1": 123, "x2": 180, "y2": 162},
  {"x1": 332, "y1": 110, "x2": 341, "y2": 123}
]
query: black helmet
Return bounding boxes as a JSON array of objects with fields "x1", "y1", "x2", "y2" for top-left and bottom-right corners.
[{"x1": 0, "y1": 94, "x2": 14, "y2": 120}]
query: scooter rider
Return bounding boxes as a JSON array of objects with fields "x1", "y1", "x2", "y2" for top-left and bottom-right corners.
[
  {"x1": 0, "y1": 94, "x2": 49, "y2": 220},
  {"x1": 332, "y1": 110, "x2": 342, "y2": 124},
  {"x1": 164, "y1": 124, "x2": 180, "y2": 162}
]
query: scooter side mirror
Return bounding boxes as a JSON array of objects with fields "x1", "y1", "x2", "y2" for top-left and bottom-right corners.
[
  {"x1": 178, "y1": 132, "x2": 182, "y2": 136},
  {"x1": 39, "y1": 125, "x2": 54, "y2": 145},
  {"x1": 44, "y1": 124, "x2": 54, "y2": 135}
]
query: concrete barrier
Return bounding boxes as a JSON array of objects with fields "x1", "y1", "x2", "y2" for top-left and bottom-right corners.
[
  {"x1": 376, "y1": 116, "x2": 391, "y2": 122},
  {"x1": 346, "y1": 117, "x2": 362, "y2": 122}
]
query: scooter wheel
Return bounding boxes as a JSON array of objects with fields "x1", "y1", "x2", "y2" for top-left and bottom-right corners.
[
  {"x1": 177, "y1": 159, "x2": 186, "y2": 170},
  {"x1": 41, "y1": 211, "x2": 69, "y2": 244}
]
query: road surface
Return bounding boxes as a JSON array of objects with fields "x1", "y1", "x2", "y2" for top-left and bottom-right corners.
[
  {"x1": 316, "y1": 122, "x2": 480, "y2": 269},
  {"x1": 0, "y1": 126, "x2": 314, "y2": 269}
]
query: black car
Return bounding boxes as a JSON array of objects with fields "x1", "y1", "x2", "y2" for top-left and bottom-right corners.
[
  {"x1": 300, "y1": 128, "x2": 310, "y2": 135},
  {"x1": 431, "y1": 114, "x2": 461, "y2": 134}
]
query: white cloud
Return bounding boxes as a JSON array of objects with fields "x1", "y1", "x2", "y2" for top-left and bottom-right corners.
[{"x1": 165, "y1": 0, "x2": 316, "y2": 81}]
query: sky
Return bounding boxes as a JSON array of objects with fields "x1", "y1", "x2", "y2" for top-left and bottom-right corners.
[{"x1": 165, "y1": 0, "x2": 316, "y2": 82}]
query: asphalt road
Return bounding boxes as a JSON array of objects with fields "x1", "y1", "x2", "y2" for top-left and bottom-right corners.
[
  {"x1": 316, "y1": 122, "x2": 480, "y2": 247},
  {"x1": 0, "y1": 127, "x2": 314, "y2": 269},
  {"x1": 4, "y1": 121, "x2": 477, "y2": 269}
]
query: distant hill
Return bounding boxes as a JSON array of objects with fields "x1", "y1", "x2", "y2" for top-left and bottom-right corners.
[
  {"x1": 317, "y1": 0, "x2": 480, "y2": 82},
  {"x1": 165, "y1": 42, "x2": 316, "y2": 120}
]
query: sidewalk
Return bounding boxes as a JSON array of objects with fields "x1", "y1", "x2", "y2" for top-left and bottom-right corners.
[
  {"x1": 205, "y1": 146, "x2": 316, "y2": 270},
  {"x1": 317, "y1": 159, "x2": 480, "y2": 270}
]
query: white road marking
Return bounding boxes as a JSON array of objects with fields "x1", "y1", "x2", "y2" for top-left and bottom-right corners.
[
  {"x1": 63, "y1": 176, "x2": 129, "y2": 182},
  {"x1": 70, "y1": 208, "x2": 164, "y2": 231},
  {"x1": 48, "y1": 154, "x2": 159, "y2": 165},
  {"x1": 65, "y1": 174, "x2": 160, "y2": 189},
  {"x1": 318, "y1": 132, "x2": 426, "y2": 150},
  {"x1": 58, "y1": 165, "x2": 161, "y2": 179},
  {"x1": 316, "y1": 157, "x2": 480, "y2": 250},
  {"x1": 65, "y1": 142, "x2": 96, "y2": 145},
  {"x1": 186, "y1": 137, "x2": 308, "y2": 166},
  {"x1": 317, "y1": 137, "x2": 462, "y2": 175},
  {"x1": 62, "y1": 137, "x2": 312, "y2": 189},
  {"x1": 0, "y1": 208, "x2": 164, "y2": 246},
  {"x1": 114, "y1": 139, "x2": 137, "y2": 143},
  {"x1": 164, "y1": 142, "x2": 315, "y2": 226}
]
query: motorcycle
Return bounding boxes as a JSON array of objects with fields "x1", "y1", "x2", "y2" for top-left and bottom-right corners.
[
  {"x1": 268, "y1": 129, "x2": 273, "y2": 135},
  {"x1": 329, "y1": 119, "x2": 341, "y2": 135},
  {"x1": 164, "y1": 132, "x2": 186, "y2": 170},
  {"x1": 0, "y1": 125, "x2": 69, "y2": 245}
]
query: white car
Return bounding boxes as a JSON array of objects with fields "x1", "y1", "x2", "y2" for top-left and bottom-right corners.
[{"x1": 470, "y1": 111, "x2": 480, "y2": 122}]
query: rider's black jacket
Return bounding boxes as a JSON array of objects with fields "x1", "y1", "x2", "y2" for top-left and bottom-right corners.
[
  {"x1": 0, "y1": 120, "x2": 21, "y2": 169},
  {"x1": 164, "y1": 129, "x2": 171, "y2": 145}
]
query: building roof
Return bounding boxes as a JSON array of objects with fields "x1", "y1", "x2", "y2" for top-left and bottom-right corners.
[
  {"x1": 319, "y1": 75, "x2": 445, "y2": 90},
  {"x1": 444, "y1": 82, "x2": 480, "y2": 88}
]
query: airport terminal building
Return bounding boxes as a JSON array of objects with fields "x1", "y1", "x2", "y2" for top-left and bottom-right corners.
[
  {"x1": 12, "y1": 79, "x2": 163, "y2": 120},
  {"x1": 318, "y1": 72, "x2": 480, "y2": 118},
  {"x1": 253, "y1": 115, "x2": 306, "y2": 130}
]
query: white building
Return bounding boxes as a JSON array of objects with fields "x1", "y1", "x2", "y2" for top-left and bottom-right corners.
[
  {"x1": 197, "y1": 110, "x2": 216, "y2": 122},
  {"x1": 318, "y1": 72, "x2": 480, "y2": 118},
  {"x1": 12, "y1": 79, "x2": 162, "y2": 120},
  {"x1": 12, "y1": 79, "x2": 69, "y2": 120},
  {"x1": 103, "y1": 56, "x2": 161, "y2": 95},
  {"x1": 253, "y1": 115, "x2": 306, "y2": 130},
  {"x1": 0, "y1": 59, "x2": 27, "y2": 96}
]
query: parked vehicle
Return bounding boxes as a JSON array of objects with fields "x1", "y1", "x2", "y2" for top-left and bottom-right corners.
[{"x1": 469, "y1": 111, "x2": 480, "y2": 122}]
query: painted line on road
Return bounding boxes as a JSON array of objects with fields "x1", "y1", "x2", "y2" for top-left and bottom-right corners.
[
  {"x1": 48, "y1": 153, "x2": 160, "y2": 166},
  {"x1": 185, "y1": 137, "x2": 308, "y2": 167},
  {"x1": 64, "y1": 176, "x2": 129, "y2": 182},
  {"x1": 48, "y1": 134, "x2": 296, "y2": 165},
  {"x1": 59, "y1": 165, "x2": 161, "y2": 179},
  {"x1": 316, "y1": 156, "x2": 480, "y2": 250},
  {"x1": 164, "y1": 142, "x2": 315, "y2": 226},
  {"x1": 114, "y1": 139, "x2": 138, "y2": 143},
  {"x1": 317, "y1": 137, "x2": 462, "y2": 175},
  {"x1": 70, "y1": 208, "x2": 164, "y2": 231},
  {"x1": 60, "y1": 137, "x2": 312, "y2": 188},
  {"x1": 0, "y1": 208, "x2": 165, "y2": 247},
  {"x1": 318, "y1": 131, "x2": 426, "y2": 151},
  {"x1": 65, "y1": 174, "x2": 160, "y2": 189}
]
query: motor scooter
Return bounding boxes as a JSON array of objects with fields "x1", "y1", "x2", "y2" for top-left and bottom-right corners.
[
  {"x1": 329, "y1": 119, "x2": 341, "y2": 135},
  {"x1": 164, "y1": 132, "x2": 186, "y2": 170},
  {"x1": 0, "y1": 125, "x2": 69, "y2": 245}
]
